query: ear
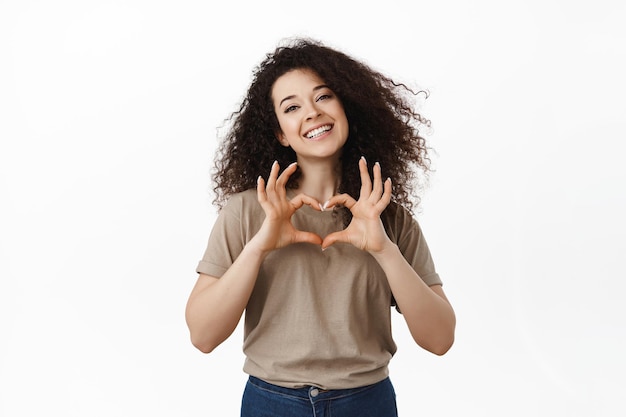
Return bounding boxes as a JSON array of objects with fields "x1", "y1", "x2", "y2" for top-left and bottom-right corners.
[{"x1": 275, "y1": 131, "x2": 289, "y2": 147}]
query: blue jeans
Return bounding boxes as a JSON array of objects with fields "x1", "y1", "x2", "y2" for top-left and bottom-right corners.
[{"x1": 241, "y1": 375, "x2": 398, "y2": 417}]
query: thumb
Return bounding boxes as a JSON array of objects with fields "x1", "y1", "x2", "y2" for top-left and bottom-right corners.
[
  {"x1": 293, "y1": 231, "x2": 323, "y2": 246},
  {"x1": 321, "y1": 230, "x2": 350, "y2": 250}
]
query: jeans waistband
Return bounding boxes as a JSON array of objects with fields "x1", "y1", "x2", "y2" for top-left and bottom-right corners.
[{"x1": 247, "y1": 375, "x2": 389, "y2": 401}]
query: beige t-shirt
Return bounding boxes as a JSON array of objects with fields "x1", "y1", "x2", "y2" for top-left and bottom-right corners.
[{"x1": 196, "y1": 189, "x2": 442, "y2": 389}]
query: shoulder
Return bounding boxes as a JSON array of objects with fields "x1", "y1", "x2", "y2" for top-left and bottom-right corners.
[
  {"x1": 220, "y1": 189, "x2": 261, "y2": 214},
  {"x1": 212, "y1": 189, "x2": 264, "y2": 243},
  {"x1": 382, "y1": 201, "x2": 417, "y2": 228},
  {"x1": 382, "y1": 202, "x2": 423, "y2": 243}
]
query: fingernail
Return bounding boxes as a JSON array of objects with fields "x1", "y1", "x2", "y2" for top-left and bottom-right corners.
[
  {"x1": 322, "y1": 200, "x2": 330, "y2": 210},
  {"x1": 375, "y1": 161, "x2": 380, "y2": 167},
  {"x1": 319, "y1": 203, "x2": 324, "y2": 211},
  {"x1": 361, "y1": 156, "x2": 366, "y2": 163}
]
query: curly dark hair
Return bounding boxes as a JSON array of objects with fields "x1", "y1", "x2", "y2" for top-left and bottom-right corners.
[{"x1": 212, "y1": 37, "x2": 433, "y2": 223}]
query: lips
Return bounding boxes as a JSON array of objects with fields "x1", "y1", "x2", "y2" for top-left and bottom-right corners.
[{"x1": 304, "y1": 124, "x2": 332, "y2": 140}]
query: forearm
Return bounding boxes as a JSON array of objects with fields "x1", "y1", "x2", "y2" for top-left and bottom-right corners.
[
  {"x1": 371, "y1": 243, "x2": 456, "y2": 355},
  {"x1": 185, "y1": 240, "x2": 268, "y2": 353}
]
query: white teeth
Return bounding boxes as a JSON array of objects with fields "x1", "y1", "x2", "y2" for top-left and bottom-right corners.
[{"x1": 306, "y1": 125, "x2": 331, "y2": 139}]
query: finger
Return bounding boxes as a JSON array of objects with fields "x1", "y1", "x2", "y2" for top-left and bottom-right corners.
[
  {"x1": 374, "y1": 177, "x2": 393, "y2": 211},
  {"x1": 276, "y1": 162, "x2": 298, "y2": 197},
  {"x1": 265, "y1": 161, "x2": 280, "y2": 193},
  {"x1": 290, "y1": 193, "x2": 322, "y2": 211},
  {"x1": 324, "y1": 193, "x2": 357, "y2": 211},
  {"x1": 358, "y1": 156, "x2": 372, "y2": 199},
  {"x1": 293, "y1": 231, "x2": 323, "y2": 246},
  {"x1": 256, "y1": 176, "x2": 267, "y2": 203},
  {"x1": 370, "y1": 162, "x2": 384, "y2": 202},
  {"x1": 321, "y1": 230, "x2": 350, "y2": 250}
]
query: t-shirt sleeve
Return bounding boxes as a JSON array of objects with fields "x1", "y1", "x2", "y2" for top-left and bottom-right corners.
[
  {"x1": 387, "y1": 204, "x2": 442, "y2": 287},
  {"x1": 195, "y1": 192, "x2": 252, "y2": 277},
  {"x1": 386, "y1": 204, "x2": 443, "y2": 313}
]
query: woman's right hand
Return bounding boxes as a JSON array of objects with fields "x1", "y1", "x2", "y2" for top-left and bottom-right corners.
[{"x1": 252, "y1": 161, "x2": 323, "y2": 253}]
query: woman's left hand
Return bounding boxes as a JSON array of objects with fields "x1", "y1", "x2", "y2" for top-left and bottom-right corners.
[{"x1": 322, "y1": 157, "x2": 393, "y2": 253}]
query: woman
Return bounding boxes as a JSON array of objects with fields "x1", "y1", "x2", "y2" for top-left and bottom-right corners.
[{"x1": 185, "y1": 38, "x2": 455, "y2": 416}]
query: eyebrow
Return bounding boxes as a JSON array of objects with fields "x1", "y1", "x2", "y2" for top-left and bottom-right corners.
[{"x1": 278, "y1": 84, "x2": 330, "y2": 107}]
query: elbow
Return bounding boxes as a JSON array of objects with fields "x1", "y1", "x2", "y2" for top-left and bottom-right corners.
[
  {"x1": 433, "y1": 320, "x2": 456, "y2": 355},
  {"x1": 193, "y1": 342, "x2": 215, "y2": 354},
  {"x1": 186, "y1": 316, "x2": 226, "y2": 354},
  {"x1": 186, "y1": 316, "x2": 235, "y2": 354},
  {"x1": 414, "y1": 326, "x2": 455, "y2": 356},
  {"x1": 189, "y1": 333, "x2": 218, "y2": 354},
  {"x1": 430, "y1": 336, "x2": 454, "y2": 356},
  {"x1": 429, "y1": 312, "x2": 456, "y2": 356},
  {"x1": 419, "y1": 335, "x2": 454, "y2": 356}
]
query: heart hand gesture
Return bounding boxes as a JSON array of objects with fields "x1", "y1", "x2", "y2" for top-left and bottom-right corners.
[
  {"x1": 252, "y1": 161, "x2": 323, "y2": 254},
  {"x1": 322, "y1": 157, "x2": 393, "y2": 253}
]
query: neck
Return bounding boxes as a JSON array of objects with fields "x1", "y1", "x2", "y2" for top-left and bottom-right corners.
[{"x1": 294, "y1": 158, "x2": 340, "y2": 204}]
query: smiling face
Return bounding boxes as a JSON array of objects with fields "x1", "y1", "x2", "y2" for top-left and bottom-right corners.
[{"x1": 272, "y1": 68, "x2": 349, "y2": 163}]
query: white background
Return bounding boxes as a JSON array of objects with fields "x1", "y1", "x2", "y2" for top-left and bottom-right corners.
[{"x1": 1, "y1": 0, "x2": 625, "y2": 416}]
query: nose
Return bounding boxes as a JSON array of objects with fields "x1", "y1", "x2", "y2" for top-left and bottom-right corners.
[{"x1": 305, "y1": 102, "x2": 322, "y2": 120}]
